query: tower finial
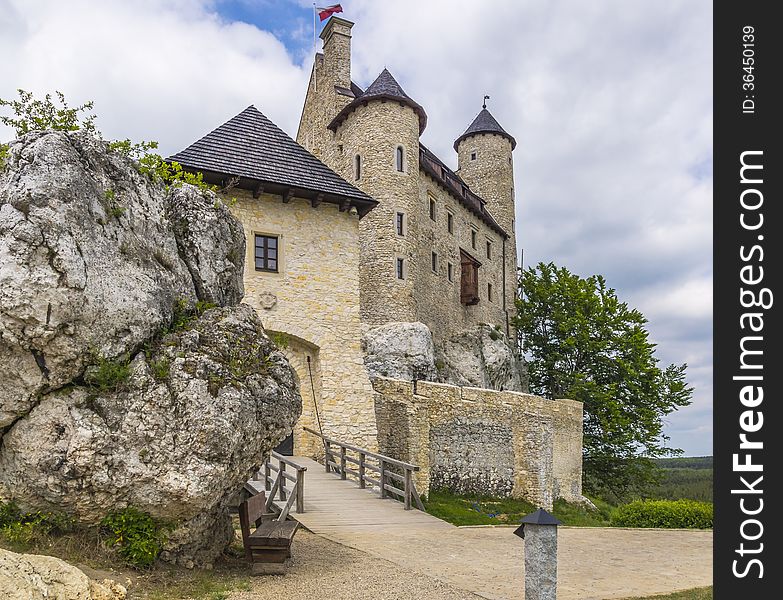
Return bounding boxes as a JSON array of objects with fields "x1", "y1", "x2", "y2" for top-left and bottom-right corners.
[{"x1": 483, "y1": 94, "x2": 490, "y2": 109}]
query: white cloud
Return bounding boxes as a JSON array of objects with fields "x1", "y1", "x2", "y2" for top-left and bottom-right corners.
[{"x1": 1, "y1": 0, "x2": 309, "y2": 153}]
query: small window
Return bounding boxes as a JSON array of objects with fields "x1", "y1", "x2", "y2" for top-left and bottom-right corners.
[
  {"x1": 488, "y1": 282, "x2": 493, "y2": 302},
  {"x1": 429, "y1": 197, "x2": 436, "y2": 221},
  {"x1": 431, "y1": 251, "x2": 438, "y2": 273},
  {"x1": 396, "y1": 257, "x2": 405, "y2": 280},
  {"x1": 396, "y1": 146, "x2": 405, "y2": 172},
  {"x1": 470, "y1": 151, "x2": 477, "y2": 161},
  {"x1": 486, "y1": 240, "x2": 492, "y2": 259},
  {"x1": 512, "y1": 219, "x2": 516, "y2": 232},
  {"x1": 354, "y1": 155, "x2": 362, "y2": 180},
  {"x1": 254, "y1": 234, "x2": 279, "y2": 272},
  {"x1": 462, "y1": 186, "x2": 468, "y2": 197},
  {"x1": 447, "y1": 211, "x2": 454, "y2": 234},
  {"x1": 447, "y1": 262, "x2": 454, "y2": 282},
  {"x1": 396, "y1": 212, "x2": 405, "y2": 236},
  {"x1": 471, "y1": 228, "x2": 477, "y2": 250}
]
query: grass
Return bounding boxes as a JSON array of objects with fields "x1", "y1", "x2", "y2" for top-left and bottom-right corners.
[
  {"x1": 616, "y1": 586, "x2": 712, "y2": 600},
  {"x1": 0, "y1": 521, "x2": 252, "y2": 600},
  {"x1": 422, "y1": 489, "x2": 614, "y2": 527}
]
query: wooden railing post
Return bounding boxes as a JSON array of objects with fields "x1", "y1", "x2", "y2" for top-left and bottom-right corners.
[
  {"x1": 264, "y1": 461, "x2": 271, "y2": 491},
  {"x1": 358, "y1": 452, "x2": 366, "y2": 489},
  {"x1": 296, "y1": 468, "x2": 305, "y2": 513},
  {"x1": 379, "y1": 459, "x2": 387, "y2": 499},
  {"x1": 325, "y1": 440, "x2": 331, "y2": 472},
  {"x1": 340, "y1": 446, "x2": 347, "y2": 480},
  {"x1": 279, "y1": 462, "x2": 287, "y2": 501},
  {"x1": 404, "y1": 468, "x2": 412, "y2": 510}
]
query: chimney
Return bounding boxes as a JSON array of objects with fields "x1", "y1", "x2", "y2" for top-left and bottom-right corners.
[{"x1": 320, "y1": 17, "x2": 353, "y2": 89}]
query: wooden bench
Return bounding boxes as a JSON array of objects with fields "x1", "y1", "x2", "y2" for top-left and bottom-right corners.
[{"x1": 238, "y1": 491, "x2": 299, "y2": 575}]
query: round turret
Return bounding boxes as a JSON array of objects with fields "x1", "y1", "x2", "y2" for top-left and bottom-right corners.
[
  {"x1": 332, "y1": 69, "x2": 424, "y2": 325},
  {"x1": 454, "y1": 107, "x2": 516, "y2": 237}
]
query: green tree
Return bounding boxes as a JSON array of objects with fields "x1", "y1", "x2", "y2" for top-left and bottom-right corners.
[
  {"x1": 515, "y1": 262, "x2": 693, "y2": 500},
  {"x1": 0, "y1": 89, "x2": 96, "y2": 136}
]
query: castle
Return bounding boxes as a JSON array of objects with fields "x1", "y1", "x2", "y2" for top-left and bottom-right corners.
[
  {"x1": 170, "y1": 17, "x2": 583, "y2": 508},
  {"x1": 297, "y1": 18, "x2": 517, "y2": 341}
]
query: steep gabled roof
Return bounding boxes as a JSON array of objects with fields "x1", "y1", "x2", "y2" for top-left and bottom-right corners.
[
  {"x1": 168, "y1": 105, "x2": 377, "y2": 215},
  {"x1": 328, "y1": 68, "x2": 427, "y2": 134},
  {"x1": 454, "y1": 108, "x2": 516, "y2": 151}
]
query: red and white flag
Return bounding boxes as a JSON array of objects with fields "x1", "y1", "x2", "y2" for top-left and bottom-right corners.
[{"x1": 317, "y1": 4, "x2": 343, "y2": 21}]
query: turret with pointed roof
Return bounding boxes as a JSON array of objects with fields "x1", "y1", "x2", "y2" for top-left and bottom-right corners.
[
  {"x1": 454, "y1": 107, "x2": 516, "y2": 151},
  {"x1": 454, "y1": 103, "x2": 518, "y2": 330},
  {"x1": 329, "y1": 68, "x2": 427, "y2": 134}
]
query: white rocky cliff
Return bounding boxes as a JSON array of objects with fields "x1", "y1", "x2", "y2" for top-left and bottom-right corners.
[
  {"x1": 363, "y1": 321, "x2": 528, "y2": 392},
  {"x1": 0, "y1": 130, "x2": 302, "y2": 567}
]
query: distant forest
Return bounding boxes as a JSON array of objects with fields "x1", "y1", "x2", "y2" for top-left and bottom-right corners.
[{"x1": 648, "y1": 456, "x2": 713, "y2": 502}]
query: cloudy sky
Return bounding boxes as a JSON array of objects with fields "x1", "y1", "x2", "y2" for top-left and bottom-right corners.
[{"x1": 1, "y1": 0, "x2": 713, "y2": 456}]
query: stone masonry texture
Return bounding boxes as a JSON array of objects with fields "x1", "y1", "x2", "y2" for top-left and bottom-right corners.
[
  {"x1": 524, "y1": 524, "x2": 559, "y2": 600},
  {"x1": 230, "y1": 189, "x2": 377, "y2": 454},
  {"x1": 372, "y1": 377, "x2": 584, "y2": 509},
  {"x1": 222, "y1": 15, "x2": 585, "y2": 502}
]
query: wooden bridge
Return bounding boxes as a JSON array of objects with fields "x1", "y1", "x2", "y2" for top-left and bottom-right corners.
[{"x1": 246, "y1": 430, "x2": 451, "y2": 536}]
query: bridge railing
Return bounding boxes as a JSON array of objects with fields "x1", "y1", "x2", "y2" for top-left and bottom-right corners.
[
  {"x1": 258, "y1": 452, "x2": 307, "y2": 520},
  {"x1": 303, "y1": 427, "x2": 425, "y2": 511}
]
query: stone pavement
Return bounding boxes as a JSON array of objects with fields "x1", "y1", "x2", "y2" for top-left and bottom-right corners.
[
  {"x1": 319, "y1": 526, "x2": 712, "y2": 600},
  {"x1": 263, "y1": 457, "x2": 712, "y2": 599}
]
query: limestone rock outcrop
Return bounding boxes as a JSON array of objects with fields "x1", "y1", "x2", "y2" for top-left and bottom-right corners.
[
  {"x1": 0, "y1": 130, "x2": 243, "y2": 432},
  {"x1": 0, "y1": 130, "x2": 300, "y2": 567},
  {"x1": 362, "y1": 322, "x2": 437, "y2": 382},
  {"x1": 435, "y1": 324, "x2": 528, "y2": 392},
  {"x1": 362, "y1": 321, "x2": 527, "y2": 392},
  {"x1": 0, "y1": 548, "x2": 126, "y2": 600}
]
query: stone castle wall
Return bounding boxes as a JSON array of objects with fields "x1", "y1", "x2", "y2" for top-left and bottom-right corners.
[
  {"x1": 229, "y1": 189, "x2": 377, "y2": 452},
  {"x1": 296, "y1": 17, "x2": 519, "y2": 342},
  {"x1": 415, "y1": 172, "x2": 510, "y2": 343},
  {"x1": 372, "y1": 377, "x2": 583, "y2": 509},
  {"x1": 334, "y1": 100, "x2": 422, "y2": 325},
  {"x1": 456, "y1": 132, "x2": 518, "y2": 340}
]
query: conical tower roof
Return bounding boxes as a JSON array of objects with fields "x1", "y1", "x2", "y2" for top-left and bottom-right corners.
[
  {"x1": 454, "y1": 107, "x2": 516, "y2": 151},
  {"x1": 328, "y1": 68, "x2": 427, "y2": 134}
]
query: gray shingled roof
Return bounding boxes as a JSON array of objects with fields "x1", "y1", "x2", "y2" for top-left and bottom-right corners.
[
  {"x1": 168, "y1": 105, "x2": 376, "y2": 209},
  {"x1": 453, "y1": 108, "x2": 516, "y2": 150},
  {"x1": 328, "y1": 68, "x2": 427, "y2": 134}
]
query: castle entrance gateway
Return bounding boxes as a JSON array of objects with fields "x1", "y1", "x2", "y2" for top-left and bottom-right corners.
[{"x1": 270, "y1": 331, "x2": 324, "y2": 458}]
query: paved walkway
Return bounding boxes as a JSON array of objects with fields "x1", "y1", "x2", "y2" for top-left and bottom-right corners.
[{"x1": 250, "y1": 457, "x2": 713, "y2": 599}]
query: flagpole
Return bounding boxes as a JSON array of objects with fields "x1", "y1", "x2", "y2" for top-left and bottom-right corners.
[{"x1": 313, "y1": 3, "x2": 317, "y2": 92}]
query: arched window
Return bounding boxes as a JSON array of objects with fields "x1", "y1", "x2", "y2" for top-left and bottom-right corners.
[
  {"x1": 355, "y1": 155, "x2": 362, "y2": 180},
  {"x1": 396, "y1": 146, "x2": 404, "y2": 172}
]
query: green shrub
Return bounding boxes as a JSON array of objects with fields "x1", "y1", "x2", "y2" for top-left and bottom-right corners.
[
  {"x1": 171, "y1": 298, "x2": 216, "y2": 332},
  {"x1": 611, "y1": 499, "x2": 712, "y2": 529},
  {"x1": 101, "y1": 507, "x2": 168, "y2": 568},
  {"x1": 269, "y1": 331, "x2": 290, "y2": 350},
  {"x1": 84, "y1": 354, "x2": 131, "y2": 391},
  {"x1": 0, "y1": 501, "x2": 75, "y2": 546},
  {"x1": 0, "y1": 89, "x2": 96, "y2": 136},
  {"x1": 1, "y1": 89, "x2": 214, "y2": 194},
  {"x1": 0, "y1": 143, "x2": 9, "y2": 171},
  {"x1": 150, "y1": 357, "x2": 170, "y2": 381},
  {"x1": 0, "y1": 501, "x2": 21, "y2": 527}
]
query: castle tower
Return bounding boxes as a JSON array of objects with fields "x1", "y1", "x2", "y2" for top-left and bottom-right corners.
[
  {"x1": 454, "y1": 107, "x2": 518, "y2": 334},
  {"x1": 296, "y1": 17, "x2": 356, "y2": 161},
  {"x1": 454, "y1": 107, "x2": 517, "y2": 234},
  {"x1": 328, "y1": 69, "x2": 427, "y2": 325}
]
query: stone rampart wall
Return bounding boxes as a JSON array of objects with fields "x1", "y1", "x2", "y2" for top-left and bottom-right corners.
[{"x1": 372, "y1": 377, "x2": 583, "y2": 509}]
